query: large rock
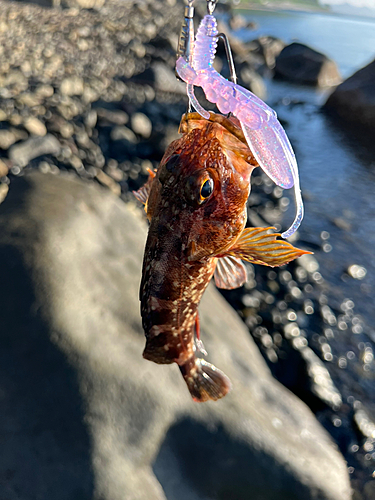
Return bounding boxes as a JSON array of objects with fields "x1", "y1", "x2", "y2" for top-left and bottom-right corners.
[
  {"x1": 275, "y1": 42, "x2": 342, "y2": 87},
  {"x1": 249, "y1": 36, "x2": 286, "y2": 69},
  {"x1": 324, "y1": 59, "x2": 375, "y2": 130},
  {"x1": 0, "y1": 172, "x2": 351, "y2": 500}
]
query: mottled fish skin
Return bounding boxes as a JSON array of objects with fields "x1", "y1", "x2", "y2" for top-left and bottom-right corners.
[
  {"x1": 139, "y1": 113, "x2": 256, "y2": 402},
  {"x1": 137, "y1": 112, "x2": 310, "y2": 402}
]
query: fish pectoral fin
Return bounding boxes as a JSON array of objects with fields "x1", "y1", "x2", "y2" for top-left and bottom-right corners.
[
  {"x1": 225, "y1": 227, "x2": 312, "y2": 267},
  {"x1": 132, "y1": 168, "x2": 156, "y2": 207},
  {"x1": 214, "y1": 255, "x2": 247, "y2": 290}
]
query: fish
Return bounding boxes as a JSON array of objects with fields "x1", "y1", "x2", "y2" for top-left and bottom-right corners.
[{"x1": 134, "y1": 111, "x2": 310, "y2": 403}]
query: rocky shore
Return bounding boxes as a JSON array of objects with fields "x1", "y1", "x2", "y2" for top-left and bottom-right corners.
[{"x1": 0, "y1": 0, "x2": 374, "y2": 499}]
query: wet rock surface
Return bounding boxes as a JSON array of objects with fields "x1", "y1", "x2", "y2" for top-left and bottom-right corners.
[
  {"x1": 275, "y1": 42, "x2": 342, "y2": 87},
  {"x1": 324, "y1": 59, "x2": 375, "y2": 133},
  {"x1": 0, "y1": 0, "x2": 373, "y2": 498},
  {"x1": 0, "y1": 172, "x2": 351, "y2": 500}
]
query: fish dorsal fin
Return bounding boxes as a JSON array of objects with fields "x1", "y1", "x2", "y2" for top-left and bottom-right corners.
[
  {"x1": 225, "y1": 227, "x2": 312, "y2": 267},
  {"x1": 214, "y1": 255, "x2": 248, "y2": 290},
  {"x1": 133, "y1": 168, "x2": 156, "y2": 206}
]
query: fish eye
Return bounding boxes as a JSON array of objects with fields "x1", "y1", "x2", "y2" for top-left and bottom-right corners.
[{"x1": 200, "y1": 178, "x2": 214, "y2": 201}]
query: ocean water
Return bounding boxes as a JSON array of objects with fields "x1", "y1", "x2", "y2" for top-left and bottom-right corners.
[
  {"x1": 234, "y1": 9, "x2": 375, "y2": 325},
  {"x1": 237, "y1": 9, "x2": 375, "y2": 78}
]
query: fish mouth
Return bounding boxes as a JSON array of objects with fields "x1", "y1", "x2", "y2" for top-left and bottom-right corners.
[
  {"x1": 179, "y1": 111, "x2": 253, "y2": 151},
  {"x1": 179, "y1": 111, "x2": 258, "y2": 184}
]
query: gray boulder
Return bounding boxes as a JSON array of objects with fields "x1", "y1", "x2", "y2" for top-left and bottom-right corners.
[
  {"x1": 0, "y1": 172, "x2": 351, "y2": 500},
  {"x1": 275, "y1": 42, "x2": 342, "y2": 87},
  {"x1": 324, "y1": 59, "x2": 375, "y2": 130}
]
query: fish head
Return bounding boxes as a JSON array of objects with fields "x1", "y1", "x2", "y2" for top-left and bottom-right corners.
[{"x1": 147, "y1": 112, "x2": 258, "y2": 261}]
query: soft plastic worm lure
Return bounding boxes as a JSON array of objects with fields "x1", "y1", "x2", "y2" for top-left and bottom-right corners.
[{"x1": 176, "y1": 12, "x2": 303, "y2": 239}]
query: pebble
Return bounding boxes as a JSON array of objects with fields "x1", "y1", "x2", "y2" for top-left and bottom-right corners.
[
  {"x1": 60, "y1": 122, "x2": 75, "y2": 139},
  {"x1": 17, "y1": 93, "x2": 41, "y2": 108},
  {"x1": 0, "y1": 130, "x2": 17, "y2": 150},
  {"x1": 131, "y1": 112, "x2": 152, "y2": 138},
  {"x1": 85, "y1": 110, "x2": 97, "y2": 129},
  {"x1": 0, "y1": 159, "x2": 9, "y2": 178},
  {"x1": 23, "y1": 117, "x2": 47, "y2": 136},
  {"x1": 111, "y1": 126, "x2": 137, "y2": 143},
  {"x1": 9, "y1": 114, "x2": 22, "y2": 126},
  {"x1": 60, "y1": 77, "x2": 85, "y2": 97},
  {"x1": 96, "y1": 108, "x2": 129, "y2": 126},
  {"x1": 9, "y1": 135, "x2": 61, "y2": 167},
  {"x1": 10, "y1": 127, "x2": 28, "y2": 142},
  {"x1": 35, "y1": 85, "x2": 54, "y2": 98},
  {"x1": 0, "y1": 183, "x2": 9, "y2": 204}
]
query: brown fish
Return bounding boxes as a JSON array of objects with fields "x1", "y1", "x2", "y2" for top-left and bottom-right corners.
[{"x1": 134, "y1": 112, "x2": 310, "y2": 402}]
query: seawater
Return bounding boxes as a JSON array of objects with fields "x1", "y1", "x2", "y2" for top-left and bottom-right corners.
[
  {"x1": 237, "y1": 9, "x2": 375, "y2": 78},
  {"x1": 236, "y1": 9, "x2": 375, "y2": 327}
]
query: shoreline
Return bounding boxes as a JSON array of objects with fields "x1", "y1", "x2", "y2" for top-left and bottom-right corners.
[
  {"x1": 234, "y1": 2, "x2": 375, "y2": 21},
  {"x1": 234, "y1": 1, "x2": 329, "y2": 14}
]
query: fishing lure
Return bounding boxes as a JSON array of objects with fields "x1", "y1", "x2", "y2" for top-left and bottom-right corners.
[{"x1": 176, "y1": 3, "x2": 303, "y2": 239}]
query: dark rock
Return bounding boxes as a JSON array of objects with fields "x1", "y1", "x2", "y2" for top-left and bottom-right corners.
[
  {"x1": 275, "y1": 43, "x2": 342, "y2": 87},
  {"x1": 324, "y1": 59, "x2": 375, "y2": 130},
  {"x1": 0, "y1": 172, "x2": 351, "y2": 500},
  {"x1": 8, "y1": 135, "x2": 61, "y2": 167},
  {"x1": 250, "y1": 36, "x2": 286, "y2": 69}
]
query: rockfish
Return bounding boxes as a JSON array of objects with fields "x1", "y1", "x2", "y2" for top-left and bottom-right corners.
[{"x1": 134, "y1": 112, "x2": 309, "y2": 402}]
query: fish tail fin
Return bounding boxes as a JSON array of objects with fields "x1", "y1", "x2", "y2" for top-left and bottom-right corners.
[{"x1": 179, "y1": 357, "x2": 232, "y2": 402}]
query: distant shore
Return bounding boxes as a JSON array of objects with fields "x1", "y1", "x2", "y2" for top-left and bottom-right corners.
[{"x1": 234, "y1": 0, "x2": 329, "y2": 14}]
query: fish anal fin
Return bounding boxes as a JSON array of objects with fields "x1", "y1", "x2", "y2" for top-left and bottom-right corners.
[
  {"x1": 194, "y1": 313, "x2": 207, "y2": 356},
  {"x1": 226, "y1": 227, "x2": 312, "y2": 267},
  {"x1": 214, "y1": 255, "x2": 247, "y2": 290},
  {"x1": 132, "y1": 168, "x2": 156, "y2": 207}
]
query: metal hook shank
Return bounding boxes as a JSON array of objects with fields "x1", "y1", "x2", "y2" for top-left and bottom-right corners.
[{"x1": 216, "y1": 33, "x2": 237, "y2": 85}]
